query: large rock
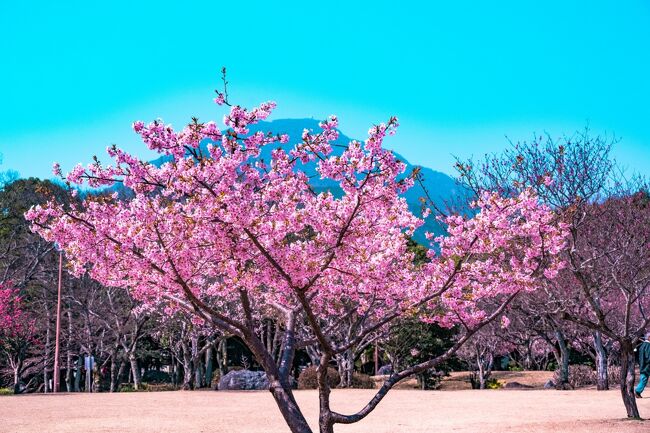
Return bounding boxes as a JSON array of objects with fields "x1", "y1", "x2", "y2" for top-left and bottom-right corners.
[
  {"x1": 377, "y1": 365, "x2": 393, "y2": 375},
  {"x1": 218, "y1": 370, "x2": 269, "y2": 390}
]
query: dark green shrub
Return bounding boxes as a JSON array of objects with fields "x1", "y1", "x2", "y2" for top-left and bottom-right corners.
[
  {"x1": 486, "y1": 378, "x2": 503, "y2": 389},
  {"x1": 142, "y1": 370, "x2": 172, "y2": 384},
  {"x1": 119, "y1": 383, "x2": 136, "y2": 392},
  {"x1": 145, "y1": 383, "x2": 178, "y2": 392},
  {"x1": 416, "y1": 370, "x2": 444, "y2": 390},
  {"x1": 119, "y1": 383, "x2": 149, "y2": 392}
]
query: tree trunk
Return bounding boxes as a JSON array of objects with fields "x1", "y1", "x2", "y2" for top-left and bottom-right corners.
[
  {"x1": 13, "y1": 360, "x2": 22, "y2": 394},
  {"x1": 620, "y1": 341, "x2": 640, "y2": 418},
  {"x1": 64, "y1": 310, "x2": 73, "y2": 392},
  {"x1": 43, "y1": 308, "x2": 51, "y2": 393},
  {"x1": 109, "y1": 350, "x2": 120, "y2": 392},
  {"x1": 129, "y1": 353, "x2": 141, "y2": 390},
  {"x1": 195, "y1": 358, "x2": 205, "y2": 389},
  {"x1": 182, "y1": 363, "x2": 193, "y2": 390},
  {"x1": 116, "y1": 359, "x2": 127, "y2": 390},
  {"x1": 171, "y1": 357, "x2": 178, "y2": 386},
  {"x1": 205, "y1": 344, "x2": 214, "y2": 388},
  {"x1": 476, "y1": 356, "x2": 485, "y2": 389},
  {"x1": 215, "y1": 338, "x2": 229, "y2": 376},
  {"x1": 554, "y1": 330, "x2": 571, "y2": 390},
  {"x1": 65, "y1": 350, "x2": 73, "y2": 392},
  {"x1": 266, "y1": 321, "x2": 273, "y2": 358},
  {"x1": 269, "y1": 384, "x2": 313, "y2": 433},
  {"x1": 244, "y1": 325, "x2": 313, "y2": 433},
  {"x1": 110, "y1": 358, "x2": 117, "y2": 392},
  {"x1": 477, "y1": 353, "x2": 494, "y2": 390},
  {"x1": 74, "y1": 356, "x2": 81, "y2": 392},
  {"x1": 306, "y1": 345, "x2": 321, "y2": 367},
  {"x1": 192, "y1": 336, "x2": 204, "y2": 388},
  {"x1": 318, "y1": 358, "x2": 335, "y2": 433},
  {"x1": 181, "y1": 340, "x2": 194, "y2": 390},
  {"x1": 524, "y1": 341, "x2": 533, "y2": 370},
  {"x1": 593, "y1": 331, "x2": 609, "y2": 391},
  {"x1": 336, "y1": 350, "x2": 354, "y2": 388}
]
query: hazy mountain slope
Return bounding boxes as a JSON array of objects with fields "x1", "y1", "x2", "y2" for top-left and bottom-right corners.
[{"x1": 149, "y1": 118, "x2": 466, "y2": 243}]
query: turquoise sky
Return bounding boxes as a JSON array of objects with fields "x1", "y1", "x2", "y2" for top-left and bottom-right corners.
[{"x1": 1, "y1": 1, "x2": 649, "y2": 179}]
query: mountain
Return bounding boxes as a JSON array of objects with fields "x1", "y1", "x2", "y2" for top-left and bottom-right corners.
[{"x1": 150, "y1": 118, "x2": 466, "y2": 244}]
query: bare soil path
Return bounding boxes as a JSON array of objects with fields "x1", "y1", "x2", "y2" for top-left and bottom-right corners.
[{"x1": 1, "y1": 389, "x2": 648, "y2": 433}]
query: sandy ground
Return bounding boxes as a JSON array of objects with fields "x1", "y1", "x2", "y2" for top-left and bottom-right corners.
[{"x1": 1, "y1": 389, "x2": 649, "y2": 433}]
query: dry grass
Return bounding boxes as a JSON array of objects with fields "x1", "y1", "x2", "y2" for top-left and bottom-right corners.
[
  {"x1": 375, "y1": 369, "x2": 554, "y2": 390},
  {"x1": 1, "y1": 388, "x2": 648, "y2": 433}
]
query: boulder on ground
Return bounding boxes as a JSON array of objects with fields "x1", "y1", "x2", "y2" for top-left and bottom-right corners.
[
  {"x1": 543, "y1": 379, "x2": 555, "y2": 389},
  {"x1": 217, "y1": 370, "x2": 269, "y2": 390},
  {"x1": 377, "y1": 365, "x2": 393, "y2": 375}
]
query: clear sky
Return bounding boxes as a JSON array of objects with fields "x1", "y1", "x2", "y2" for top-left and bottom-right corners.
[{"x1": 1, "y1": 1, "x2": 649, "y2": 180}]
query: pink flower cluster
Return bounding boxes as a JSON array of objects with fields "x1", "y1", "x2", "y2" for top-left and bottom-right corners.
[
  {"x1": 417, "y1": 189, "x2": 567, "y2": 327},
  {"x1": 0, "y1": 282, "x2": 36, "y2": 342},
  {"x1": 26, "y1": 98, "x2": 567, "y2": 333}
]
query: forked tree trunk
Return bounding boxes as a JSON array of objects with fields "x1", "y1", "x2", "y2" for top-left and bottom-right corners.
[
  {"x1": 305, "y1": 345, "x2": 321, "y2": 367},
  {"x1": 336, "y1": 350, "x2": 354, "y2": 388},
  {"x1": 13, "y1": 360, "x2": 22, "y2": 394},
  {"x1": 477, "y1": 352, "x2": 494, "y2": 389},
  {"x1": 620, "y1": 341, "x2": 640, "y2": 418},
  {"x1": 593, "y1": 331, "x2": 609, "y2": 390},
  {"x1": 523, "y1": 341, "x2": 533, "y2": 370},
  {"x1": 244, "y1": 330, "x2": 313, "y2": 433}
]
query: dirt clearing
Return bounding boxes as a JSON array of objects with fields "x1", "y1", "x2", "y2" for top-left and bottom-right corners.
[{"x1": 0, "y1": 389, "x2": 648, "y2": 433}]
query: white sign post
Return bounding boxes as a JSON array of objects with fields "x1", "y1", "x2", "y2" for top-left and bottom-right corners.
[{"x1": 84, "y1": 355, "x2": 94, "y2": 392}]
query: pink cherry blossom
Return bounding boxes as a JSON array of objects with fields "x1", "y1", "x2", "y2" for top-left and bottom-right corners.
[{"x1": 25, "y1": 94, "x2": 567, "y2": 433}]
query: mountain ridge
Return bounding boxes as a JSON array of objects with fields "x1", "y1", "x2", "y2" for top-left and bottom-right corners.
[{"x1": 149, "y1": 118, "x2": 465, "y2": 243}]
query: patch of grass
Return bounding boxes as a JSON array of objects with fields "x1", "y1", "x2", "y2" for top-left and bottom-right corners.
[{"x1": 486, "y1": 378, "x2": 504, "y2": 389}]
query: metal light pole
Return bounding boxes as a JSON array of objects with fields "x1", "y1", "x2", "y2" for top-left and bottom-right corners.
[{"x1": 53, "y1": 250, "x2": 63, "y2": 393}]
